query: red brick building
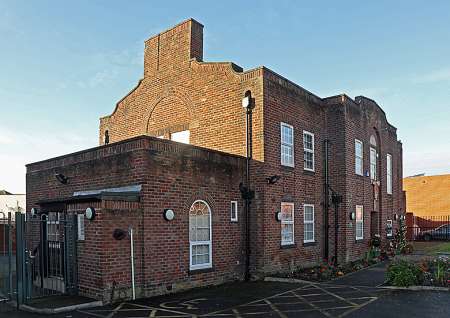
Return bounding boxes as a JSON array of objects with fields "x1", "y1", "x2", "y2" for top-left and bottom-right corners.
[{"x1": 26, "y1": 19, "x2": 404, "y2": 302}]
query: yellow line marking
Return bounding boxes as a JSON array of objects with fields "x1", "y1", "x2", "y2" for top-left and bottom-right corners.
[
  {"x1": 292, "y1": 291, "x2": 334, "y2": 318},
  {"x1": 202, "y1": 284, "x2": 312, "y2": 316},
  {"x1": 313, "y1": 284, "x2": 359, "y2": 306},
  {"x1": 264, "y1": 299, "x2": 288, "y2": 318},
  {"x1": 339, "y1": 297, "x2": 378, "y2": 318}
]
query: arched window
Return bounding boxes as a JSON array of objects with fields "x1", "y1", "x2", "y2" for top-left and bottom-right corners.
[{"x1": 189, "y1": 200, "x2": 212, "y2": 270}]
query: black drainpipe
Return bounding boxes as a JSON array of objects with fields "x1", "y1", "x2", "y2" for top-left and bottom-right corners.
[
  {"x1": 323, "y1": 139, "x2": 330, "y2": 261},
  {"x1": 241, "y1": 91, "x2": 254, "y2": 281}
]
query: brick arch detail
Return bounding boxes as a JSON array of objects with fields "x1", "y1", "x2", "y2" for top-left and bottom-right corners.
[
  {"x1": 183, "y1": 189, "x2": 217, "y2": 220},
  {"x1": 144, "y1": 85, "x2": 196, "y2": 134}
]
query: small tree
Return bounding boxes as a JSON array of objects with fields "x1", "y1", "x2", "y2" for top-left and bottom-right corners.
[{"x1": 394, "y1": 217, "x2": 407, "y2": 254}]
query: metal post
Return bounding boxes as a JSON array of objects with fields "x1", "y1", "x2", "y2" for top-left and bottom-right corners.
[
  {"x1": 243, "y1": 92, "x2": 253, "y2": 282},
  {"x1": 323, "y1": 139, "x2": 330, "y2": 261},
  {"x1": 15, "y1": 212, "x2": 25, "y2": 306},
  {"x1": 129, "y1": 227, "x2": 136, "y2": 300},
  {"x1": 8, "y1": 212, "x2": 13, "y2": 299}
]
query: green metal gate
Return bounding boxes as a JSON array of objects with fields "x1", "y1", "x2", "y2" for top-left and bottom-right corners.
[{"x1": 16, "y1": 212, "x2": 78, "y2": 304}]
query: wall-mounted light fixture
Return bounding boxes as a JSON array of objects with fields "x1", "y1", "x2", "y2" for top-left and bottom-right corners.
[
  {"x1": 349, "y1": 211, "x2": 356, "y2": 220},
  {"x1": 163, "y1": 209, "x2": 175, "y2": 221},
  {"x1": 266, "y1": 175, "x2": 281, "y2": 185},
  {"x1": 85, "y1": 207, "x2": 96, "y2": 220},
  {"x1": 393, "y1": 213, "x2": 398, "y2": 221},
  {"x1": 30, "y1": 208, "x2": 37, "y2": 216},
  {"x1": 275, "y1": 211, "x2": 282, "y2": 222},
  {"x1": 55, "y1": 173, "x2": 69, "y2": 184}
]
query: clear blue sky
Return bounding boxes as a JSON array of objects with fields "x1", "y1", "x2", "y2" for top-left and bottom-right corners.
[{"x1": 1, "y1": 0, "x2": 449, "y2": 193}]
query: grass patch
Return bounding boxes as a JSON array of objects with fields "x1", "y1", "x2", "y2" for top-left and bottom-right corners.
[
  {"x1": 428, "y1": 242, "x2": 450, "y2": 254},
  {"x1": 412, "y1": 241, "x2": 450, "y2": 255}
]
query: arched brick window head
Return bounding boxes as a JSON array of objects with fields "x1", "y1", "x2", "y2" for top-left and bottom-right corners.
[{"x1": 189, "y1": 200, "x2": 212, "y2": 270}]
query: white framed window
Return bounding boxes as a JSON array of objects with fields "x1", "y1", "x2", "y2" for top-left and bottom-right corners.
[
  {"x1": 189, "y1": 200, "x2": 212, "y2": 270},
  {"x1": 386, "y1": 219, "x2": 393, "y2": 237},
  {"x1": 355, "y1": 205, "x2": 364, "y2": 240},
  {"x1": 303, "y1": 131, "x2": 314, "y2": 171},
  {"x1": 171, "y1": 130, "x2": 190, "y2": 144},
  {"x1": 355, "y1": 139, "x2": 363, "y2": 176},
  {"x1": 77, "y1": 214, "x2": 85, "y2": 241},
  {"x1": 303, "y1": 204, "x2": 315, "y2": 243},
  {"x1": 230, "y1": 201, "x2": 238, "y2": 222},
  {"x1": 370, "y1": 147, "x2": 377, "y2": 180},
  {"x1": 281, "y1": 202, "x2": 294, "y2": 246},
  {"x1": 387, "y1": 154, "x2": 392, "y2": 194},
  {"x1": 280, "y1": 123, "x2": 294, "y2": 167}
]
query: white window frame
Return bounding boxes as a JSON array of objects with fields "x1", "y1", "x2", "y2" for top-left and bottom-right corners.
[
  {"x1": 386, "y1": 219, "x2": 393, "y2": 237},
  {"x1": 281, "y1": 202, "x2": 295, "y2": 246},
  {"x1": 370, "y1": 147, "x2": 377, "y2": 180},
  {"x1": 189, "y1": 200, "x2": 212, "y2": 270},
  {"x1": 230, "y1": 201, "x2": 238, "y2": 222},
  {"x1": 303, "y1": 204, "x2": 315, "y2": 243},
  {"x1": 355, "y1": 205, "x2": 364, "y2": 240},
  {"x1": 303, "y1": 131, "x2": 315, "y2": 172},
  {"x1": 280, "y1": 123, "x2": 294, "y2": 167},
  {"x1": 387, "y1": 154, "x2": 392, "y2": 194},
  {"x1": 355, "y1": 139, "x2": 363, "y2": 176}
]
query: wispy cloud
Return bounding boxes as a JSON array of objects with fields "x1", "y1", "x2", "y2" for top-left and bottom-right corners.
[
  {"x1": 75, "y1": 46, "x2": 143, "y2": 89},
  {"x1": 0, "y1": 127, "x2": 96, "y2": 193},
  {"x1": 411, "y1": 67, "x2": 450, "y2": 84},
  {"x1": 77, "y1": 69, "x2": 119, "y2": 88}
]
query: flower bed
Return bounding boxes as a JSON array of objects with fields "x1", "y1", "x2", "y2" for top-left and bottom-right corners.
[
  {"x1": 281, "y1": 257, "x2": 382, "y2": 282},
  {"x1": 387, "y1": 256, "x2": 450, "y2": 287}
]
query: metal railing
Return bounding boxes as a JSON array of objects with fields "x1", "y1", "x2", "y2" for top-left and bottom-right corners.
[
  {"x1": 0, "y1": 212, "x2": 15, "y2": 302},
  {"x1": 407, "y1": 215, "x2": 450, "y2": 241}
]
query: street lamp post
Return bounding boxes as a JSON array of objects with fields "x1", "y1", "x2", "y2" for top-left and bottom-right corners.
[{"x1": 242, "y1": 91, "x2": 254, "y2": 281}]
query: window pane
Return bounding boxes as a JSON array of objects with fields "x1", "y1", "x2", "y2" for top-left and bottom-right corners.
[
  {"x1": 304, "y1": 206, "x2": 313, "y2": 221},
  {"x1": 281, "y1": 204, "x2": 293, "y2": 221},
  {"x1": 189, "y1": 201, "x2": 212, "y2": 268},
  {"x1": 304, "y1": 151, "x2": 313, "y2": 169},
  {"x1": 303, "y1": 133, "x2": 313, "y2": 150}
]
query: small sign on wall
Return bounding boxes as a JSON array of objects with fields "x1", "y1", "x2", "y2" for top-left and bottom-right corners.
[{"x1": 78, "y1": 214, "x2": 85, "y2": 241}]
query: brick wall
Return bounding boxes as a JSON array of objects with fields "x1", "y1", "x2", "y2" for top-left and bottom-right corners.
[
  {"x1": 98, "y1": 18, "x2": 404, "y2": 270},
  {"x1": 26, "y1": 137, "x2": 246, "y2": 301},
  {"x1": 26, "y1": 19, "x2": 405, "y2": 298},
  {"x1": 100, "y1": 19, "x2": 265, "y2": 162}
]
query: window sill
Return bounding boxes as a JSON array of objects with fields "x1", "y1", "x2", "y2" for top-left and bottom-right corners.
[
  {"x1": 303, "y1": 168, "x2": 315, "y2": 173},
  {"x1": 189, "y1": 266, "x2": 214, "y2": 275},
  {"x1": 281, "y1": 164, "x2": 295, "y2": 171},
  {"x1": 280, "y1": 243, "x2": 296, "y2": 249},
  {"x1": 355, "y1": 238, "x2": 364, "y2": 243},
  {"x1": 303, "y1": 241, "x2": 316, "y2": 247}
]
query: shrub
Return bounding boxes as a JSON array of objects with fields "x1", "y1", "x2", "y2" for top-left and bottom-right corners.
[{"x1": 387, "y1": 260, "x2": 423, "y2": 287}]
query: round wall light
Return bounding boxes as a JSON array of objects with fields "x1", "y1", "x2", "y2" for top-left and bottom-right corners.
[
  {"x1": 163, "y1": 209, "x2": 175, "y2": 221},
  {"x1": 349, "y1": 211, "x2": 356, "y2": 220},
  {"x1": 275, "y1": 211, "x2": 282, "y2": 222},
  {"x1": 85, "y1": 207, "x2": 96, "y2": 220}
]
